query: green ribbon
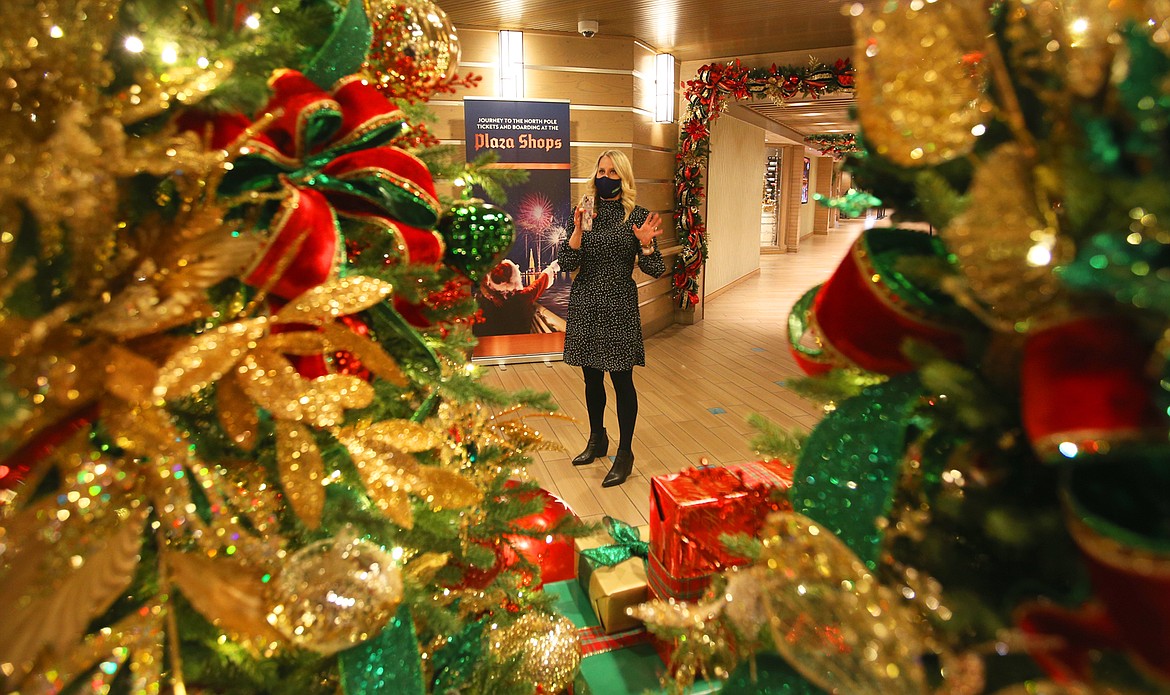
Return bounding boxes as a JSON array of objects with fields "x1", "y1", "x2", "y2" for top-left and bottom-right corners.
[
  {"x1": 338, "y1": 604, "x2": 425, "y2": 695},
  {"x1": 305, "y1": 0, "x2": 374, "y2": 90},
  {"x1": 790, "y1": 373, "x2": 923, "y2": 569},
  {"x1": 580, "y1": 516, "x2": 649, "y2": 567}
]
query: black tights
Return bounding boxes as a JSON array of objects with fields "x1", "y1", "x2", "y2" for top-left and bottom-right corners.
[{"x1": 582, "y1": 367, "x2": 638, "y2": 451}]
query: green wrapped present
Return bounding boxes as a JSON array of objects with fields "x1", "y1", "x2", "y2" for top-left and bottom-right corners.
[{"x1": 543, "y1": 580, "x2": 721, "y2": 695}]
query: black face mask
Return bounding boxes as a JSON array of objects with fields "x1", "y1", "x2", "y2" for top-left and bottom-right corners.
[{"x1": 594, "y1": 176, "x2": 622, "y2": 199}]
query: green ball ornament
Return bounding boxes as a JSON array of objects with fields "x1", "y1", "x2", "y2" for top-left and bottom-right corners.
[{"x1": 438, "y1": 200, "x2": 516, "y2": 282}]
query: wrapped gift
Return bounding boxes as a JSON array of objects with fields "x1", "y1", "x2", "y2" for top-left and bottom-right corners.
[
  {"x1": 649, "y1": 467, "x2": 769, "y2": 582},
  {"x1": 573, "y1": 639, "x2": 721, "y2": 695},
  {"x1": 647, "y1": 551, "x2": 712, "y2": 602},
  {"x1": 727, "y1": 458, "x2": 795, "y2": 494},
  {"x1": 574, "y1": 517, "x2": 651, "y2": 633},
  {"x1": 543, "y1": 580, "x2": 721, "y2": 694}
]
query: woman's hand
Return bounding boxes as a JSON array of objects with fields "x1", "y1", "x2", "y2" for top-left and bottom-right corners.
[
  {"x1": 569, "y1": 204, "x2": 594, "y2": 249},
  {"x1": 634, "y1": 212, "x2": 663, "y2": 247}
]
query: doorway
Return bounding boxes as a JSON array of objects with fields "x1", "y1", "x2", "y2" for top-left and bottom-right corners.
[{"x1": 760, "y1": 148, "x2": 781, "y2": 248}]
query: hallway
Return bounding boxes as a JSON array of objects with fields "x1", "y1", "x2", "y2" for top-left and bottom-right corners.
[{"x1": 478, "y1": 222, "x2": 864, "y2": 526}]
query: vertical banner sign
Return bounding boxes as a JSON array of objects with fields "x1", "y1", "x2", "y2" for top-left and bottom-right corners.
[{"x1": 464, "y1": 97, "x2": 571, "y2": 362}]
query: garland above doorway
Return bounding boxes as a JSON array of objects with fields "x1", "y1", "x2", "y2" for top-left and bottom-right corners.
[
  {"x1": 804, "y1": 133, "x2": 860, "y2": 159},
  {"x1": 672, "y1": 59, "x2": 855, "y2": 308}
]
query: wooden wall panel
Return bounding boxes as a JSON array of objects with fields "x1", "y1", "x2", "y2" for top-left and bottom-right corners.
[
  {"x1": 426, "y1": 103, "x2": 465, "y2": 141},
  {"x1": 632, "y1": 76, "x2": 655, "y2": 115},
  {"x1": 634, "y1": 182, "x2": 674, "y2": 212},
  {"x1": 456, "y1": 29, "x2": 498, "y2": 63},
  {"x1": 571, "y1": 146, "x2": 633, "y2": 178},
  {"x1": 525, "y1": 71, "x2": 633, "y2": 107},
  {"x1": 570, "y1": 108, "x2": 635, "y2": 143},
  {"x1": 632, "y1": 148, "x2": 676, "y2": 179},
  {"x1": 640, "y1": 295, "x2": 676, "y2": 335},
  {"x1": 637, "y1": 276, "x2": 673, "y2": 303},
  {"x1": 633, "y1": 119, "x2": 679, "y2": 151},
  {"x1": 525, "y1": 34, "x2": 634, "y2": 71}
]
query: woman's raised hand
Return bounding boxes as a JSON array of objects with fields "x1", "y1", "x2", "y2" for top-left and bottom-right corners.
[{"x1": 634, "y1": 212, "x2": 664, "y2": 246}]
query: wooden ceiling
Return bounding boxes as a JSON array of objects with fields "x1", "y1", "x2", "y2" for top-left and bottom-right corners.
[
  {"x1": 435, "y1": 0, "x2": 862, "y2": 62},
  {"x1": 436, "y1": 0, "x2": 873, "y2": 138}
]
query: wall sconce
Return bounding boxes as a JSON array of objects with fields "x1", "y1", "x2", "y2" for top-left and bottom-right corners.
[
  {"x1": 655, "y1": 53, "x2": 675, "y2": 123},
  {"x1": 498, "y1": 30, "x2": 525, "y2": 98}
]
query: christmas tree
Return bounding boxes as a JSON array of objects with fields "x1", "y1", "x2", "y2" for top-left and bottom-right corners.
[
  {"x1": 638, "y1": 3, "x2": 1170, "y2": 693},
  {"x1": 0, "y1": 1, "x2": 584, "y2": 693}
]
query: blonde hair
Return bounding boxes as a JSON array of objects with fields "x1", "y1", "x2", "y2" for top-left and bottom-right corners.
[{"x1": 588, "y1": 149, "x2": 637, "y2": 223}]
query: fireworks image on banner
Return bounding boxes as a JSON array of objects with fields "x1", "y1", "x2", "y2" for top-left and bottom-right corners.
[
  {"x1": 516, "y1": 192, "x2": 555, "y2": 234},
  {"x1": 542, "y1": 222, "x2": 567, "y2": 263}
]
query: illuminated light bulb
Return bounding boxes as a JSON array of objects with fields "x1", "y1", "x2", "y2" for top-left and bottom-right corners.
[
  {"x1": 49, "y1": 25, "x2": 63, "y2": 38},
  {"x1": 245, "y1": 14, "x2": 261, "y2": 29},
  {"x1": 1026, "y1": 242, "x2": 1053, "y2": 267},
  {"x1": 124, "y1": 35, "x2": 144, "y2": 53},
  {"x1": 161, "y1": 44, "x2": 178, "y2": 64}
]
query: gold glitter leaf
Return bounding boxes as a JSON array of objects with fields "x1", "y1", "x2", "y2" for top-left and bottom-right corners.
[
  {"x1": 361, "y1": 419, "x2": 446, "y2": 453},
  {"x1": 89, "y1": 285, "x2": 215, "y2": 340},
  {"x1": 218, "y1": 372, "x2": 259, "y2": 452},
  {"x1": 334, "y1": 428, "x2": 418, "y2": 528},
  {"x1": 854, "y1": 2, "x2": 989, "y2": 166},
  {"x1": 0, "y1": 503, "x2": 147, "y2": 681},
  {"x1": 274, "y1": 276, "x2": 394, "y2": 326},
  {"x1": 276, "y1": 421, "x2": 327, "y2": 530},
  {"x1": 321, "y1": 322, "x2": 408, "y2": 386},
  {"x1": 103, "y1": 345, "x2": 159, "y2": 405},
  {"x1": 165, "y1": 550, "x2": 286, "y2": 645},
  {"x1": 238, "y1": 349, "x2": 311, "y2": 422},
  {"x1": 129, "y1": 624, "x2": 165, "y2": 695},
  {"x1": 491, "y1": 419, "x2": 561, "y2": 452},
  {"x1": 155, "y1": 318, "x2": 269, "y2": 400},
  {"x1": 405, "y1": 552, "x2": 451, "y2": 584},
  {"x1": 262, "y1": 331, "x2": 330, "y2": 355},
  {"x1": 301, "y1": 374, "x2": 376, "y2": 428},
  {"x1": 941, "y1": 143, "x2": 1071, "y2": 327},
  {"x1": 118, "y1": 62, "x2": 235, "y2": 124},
  {"x1": 414, "y1": 467, "x2": 482, "y2": 509}
]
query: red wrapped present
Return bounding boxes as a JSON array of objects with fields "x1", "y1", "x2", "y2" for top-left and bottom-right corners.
[
  {"x1": 649, "y1": 467, "x2": 767, "y2": 583},
  {"x1": 727, "y1": 459, "x2": 795, "y2": 496}
]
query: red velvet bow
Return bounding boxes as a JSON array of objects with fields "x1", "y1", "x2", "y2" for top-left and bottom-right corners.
[{"x1": 184, "y1": 70, "x2": 444, "y2": 303}]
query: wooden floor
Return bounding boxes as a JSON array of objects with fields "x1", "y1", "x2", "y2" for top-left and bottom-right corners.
[{"x1": 478, "y1": 221, "x2": 864, "y2": 527}]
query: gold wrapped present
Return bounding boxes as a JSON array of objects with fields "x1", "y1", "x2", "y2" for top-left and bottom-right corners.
[{"x1": 574, "y1": 517, "x2": 650, "y2": 633}]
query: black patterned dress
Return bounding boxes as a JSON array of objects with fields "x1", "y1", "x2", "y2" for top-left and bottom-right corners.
[{"x1": 558, "y1": 199, "x2": 666, "y2": 371}]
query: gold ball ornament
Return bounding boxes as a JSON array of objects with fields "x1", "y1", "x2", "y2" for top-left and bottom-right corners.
[
  {"x1": 488, "y1": 613, "x2": 582, "y2": 692},
  {"x1": 852, "y1": 0, "x2": 990, "y2": 167},
  {"x1": 267, "y1": 536, "x2": 404, "y2": 655},
  {"x1": 756, "y1": 512, "x2": 933, "y2": 695},
  {"x1": 362, "y1": 0, "x2": 461, "y2": 98}
]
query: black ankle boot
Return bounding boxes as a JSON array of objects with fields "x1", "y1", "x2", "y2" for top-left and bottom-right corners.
[
  {"x1": 572, "y1": 429, "x2": 608, "y2": 466},
  {"x1": 602, "y1": 450, "x2": 634, "y2": 487}
]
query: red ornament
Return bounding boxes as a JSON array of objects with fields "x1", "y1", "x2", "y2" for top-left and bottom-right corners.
[{"x1": 501, "y1": 482, "x2": 577, "y2": 586}]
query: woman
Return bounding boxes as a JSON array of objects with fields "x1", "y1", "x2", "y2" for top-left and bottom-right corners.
[{"x1": 557, "y1": 150, "x2": 665, "y2": 487}]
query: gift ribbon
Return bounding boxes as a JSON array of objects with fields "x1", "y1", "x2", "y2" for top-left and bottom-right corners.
[
  {"x1": 580, "y1": 516, "x2": 650, "y2": 567},
  {"x1": 647, "y1": 551, "x2": 712, "y2": 602},
  {"x1": 576, "y1": 624, "x2": 650, "y2": 658}
]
